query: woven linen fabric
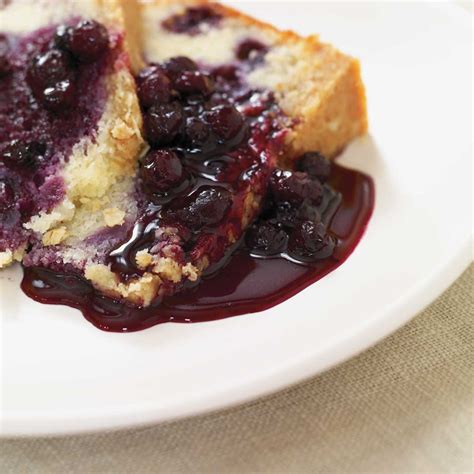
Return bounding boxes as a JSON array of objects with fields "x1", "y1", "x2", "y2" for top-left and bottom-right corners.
[{"x1": 1, "y1": 264, "x2": 472, "y2": 474}]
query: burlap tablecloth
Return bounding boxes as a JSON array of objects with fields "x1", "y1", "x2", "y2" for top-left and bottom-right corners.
[{"x1": 1, "y1": 263, "x2": 472, "y2": 473}]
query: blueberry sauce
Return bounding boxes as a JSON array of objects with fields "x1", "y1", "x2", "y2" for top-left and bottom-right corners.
[
  {"x1": 17, "y1": 44, "x2": 375, "y2": 332},
  {"x1": 22, "y1": 163, "x2": 374, "y2": 332}
]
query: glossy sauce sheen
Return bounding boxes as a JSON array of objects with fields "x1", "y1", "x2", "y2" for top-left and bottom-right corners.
[{"x1": 21, "y1": 164, "x2": 374, "y2": 332}]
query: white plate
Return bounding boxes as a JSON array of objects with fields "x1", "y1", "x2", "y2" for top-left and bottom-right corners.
[{"x1": 1, "y1": 1, "x2": 472, "y2": 437}]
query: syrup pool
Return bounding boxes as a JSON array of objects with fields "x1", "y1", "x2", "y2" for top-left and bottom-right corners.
[{"x1": 21, "y1": 163, "x2": 374, "y2": 332}]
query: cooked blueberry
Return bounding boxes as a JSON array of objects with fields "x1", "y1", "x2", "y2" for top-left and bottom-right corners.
[
  {"x1": 137, "y1": 68, "x2": 172, "y2": 108},
  {"x1": 2, "y1": 140, "x2": 46, "y2": 168},
  {"x1": 0, "y1": 34, "x2": 11, "y2": 77},
  {"x1": 27, "y1": 49, "x2": 74, "y2": 92},
  {"x1": 246, "y1": 222, "x2": 288, "y2": 255},
  {"x1": 171, "y1": 187, "x2": 232, "y2": 229},
  {"x1": 0, "y1": 180, "x2": 14, "y2": 211},
  {"x1": 162, "y1": 6, "x2": 221, "y2": 34},
  {"x1": 212, "y1": 64, "x2": 238, "y2": 81},
  {"x1": 141, "y1": 149, "x2": 183, "y2": 193},
  {"x1": 63, "y1": 20, "x2": 109, "y2": 63},
  {"x1": 205, "y1": 104, "x2": 244, "y2": 140},
  {"x1": 236, "y1": 39, "x2": 268, "y2": 61},
  {"x1": 297, "y1": 201, "x2": 322, "y2": 224},
  {"x1": 186, "y1": 116, "x2": 210, "y2": 145},
  {"x1": 296, "y1": 151, "x2": 331, "y2": 182},
  {"x1": 54, "y1": 24, "x2": 72, "y2": 51},
  {"x1": 288, "y1": 221, "x2": 336, "y2": 260},
  {"x1": 163, "y1": 56, "x2": 198, "y2": 80},
  {"x1": 273, "y1": 201, "x2": 322, "y2": 228},
  {"x1": 42, "y1": 79, "x2": 76, "y2": 111},
  {"x1": 144, "y1": 102, "x2": 184, "y2": 146},
  {"x1": 270, "y1": 170, "x2": 323, "y2": 205},
  {"x1": 174, "y1": 70, "x2": 214, "y2": 96},
  {"x1": 274, "y1": 202, "x2": 298, "y2": 227}
]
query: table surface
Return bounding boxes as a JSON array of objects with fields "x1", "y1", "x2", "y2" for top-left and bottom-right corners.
[{"x1": 1, "y1": 263, "x2": 472, "y2": 473}]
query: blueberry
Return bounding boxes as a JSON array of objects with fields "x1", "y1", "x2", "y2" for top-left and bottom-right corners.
[
  {"x1": 41, "y1": 79, "x2": 76, "y2": 111},
  {"x1": 297, "y1": 201, "x2": 321, "y2": 224},
  {"x1": 288, "y1": 221, "x2": 336, "y2": 260},
  {"x1": 62, "y1": 20, "x2": 109, "y2": 63},
  {"x1": 137, "y1": 67, "x2": 172, "y2": 108},
  {"x1": 174, "y1": 70, "x2": 214, "y2": 96},
  {"x1": 27, "y1": 49, "x2": 74, "y2": 93},
  {"x1": 54, "y1": 25, "x2": 73, "y2": 51},
  {"x1": 0, "y1": 34, "x2": 11, "y2": 77},
  {"x1": 170, "y1": 187, "x2": 232, "y2": 230},
  {"x1": 270, "y1": 170, "x2": 323, "y2": 205},
  {"x1": 296, "y1": 152, "x2": 331, "y2": 182},
  {"x1": 2, "y1": 140, "x2": 46, "y2": 169},
  {"x1": 236, "y1": 39, "x2": 268, "y2": 61},
  {"x1": 144, "y1": 102, "x2": 184, "y2": 146},
  {"x1": 204, "y1": 104, "x2": 244, "y2": 140},
  {"x1": 0, "y1": 179, "x2": 14, "y2": 211},
  {"x1": 162, "y1": 6, "x2": 221, "y2": 34},
  {"x1": 140, "y1": 149, "x2": 183, "y2": 193},
  {"x1": 163, "y1": 56, "x2": 198, "y2": 80},
  {"x1": 185, "y1": 116, "x2": 210, "y2": 145},
  {"x1": 246, "y1": 221, "x2": 288, "y2": 255},
  {"x1": 212, "y1": 64, "x2": 238, "y2": 81}
]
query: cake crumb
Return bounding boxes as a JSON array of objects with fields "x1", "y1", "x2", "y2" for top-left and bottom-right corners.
[
  {"x1": 103, "y1": 208, "x2": 125, "y2": 227},
  {"x1": 42, "y1": 227, "x2": 68, "y2": 246},
  {"x1": 153, "y1": 257, "x2": 182, "y2": 283},
  {"x1": 0, "y1": 250, "x2": 13, "y2": 268},
  {"x1": 111, "y1": 118, "x2": 136, "y2": 140},
  {"x1": 182, "y1": 263, "x2": 199, "y2": 282},
  {"x1": 135, "y1": 249, "x2": 153, "y2": 269}
]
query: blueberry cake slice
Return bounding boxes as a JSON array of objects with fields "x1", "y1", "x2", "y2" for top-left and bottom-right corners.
[
  {"x1": 0, "y1": 0, "x2": 144, "y2": 268},
  {"x1": 77, "y1": 0, "x2": 368, "y2": 307},
  {"x1": 142, "y1": 0, "x2": 367, "y2": 161}
]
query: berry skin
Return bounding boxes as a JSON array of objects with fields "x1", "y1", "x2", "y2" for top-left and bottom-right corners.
[
  {"x1": 270, "y1": 170, "x2": 323, "y2": 205},
  {"x1": 137, "y1": 67, "x2": 172, "y2": 108},
  {"x1": 141, "y1": 149, "x2": 183, "y2": 193},
  {"x1": 296, "y1": 152, "x2": 331, "y2": 182},
  {"x1": 163, "y1": 56, "x2": 198, "y2": 81},
  {"x1": 162, "y1": 7, "x2": 221, "y2": 35},
  {"x1": 185, "y1": 116, "x2": 210, "y2": 146},
  {"x1": 288, "y1": 221, "x2": 336, "y2": 260},
  {"x1": 60, "y1": 20, "x2": 109, "y2": 63},
  {"x1": 0, "y1": 34, "x2": 11, "y2": 77},
  {"x1": 236, "y1": 39, "x2": 268, "y2": 61},
  {"x1": 170, "y1": 187, "x2": 232, "y2": 230},
  {"x1": 144, "y1": 102, "x2": 184, "y2": 146},
  {"x1": 212, "y1": 64, "x2": 238, "y2": 81},
  {"x1": 42, "y1": 79, "x2": 76, "y2": 111},
  {"x1": 204, "y1": 105, "x2": 244, "y2": 140},
  {"x1": 27, "y1": 49, "x2": 74, "y2": 93},
  {"x1": 0, "y1": 179, "x2": 14, "y2": 211},
  {"x1": 174, "y1": 70, "x2": 214, "y2": 96},
  {"x1": 246, "y1": 222, "x2": 288, "y2": 255},
  {"x1": 2, "y1": 140, "x2": 46, "y2": 169}
]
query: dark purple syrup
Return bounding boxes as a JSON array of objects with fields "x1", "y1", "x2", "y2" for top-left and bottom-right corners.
[{"x1": 21, "y1": 163, "x2": 374, "y2": 332}]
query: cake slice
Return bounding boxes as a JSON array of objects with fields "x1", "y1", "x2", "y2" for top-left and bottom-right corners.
[
  {"x1": 73, "y1": 0, "x2": 368, "y2": 307},
  {"x1": 141, "y1": 0, "x2": 367, "y2": 161},
  {"x1": 0, "y1": 0, "x2": 144, "y2": 269}
]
